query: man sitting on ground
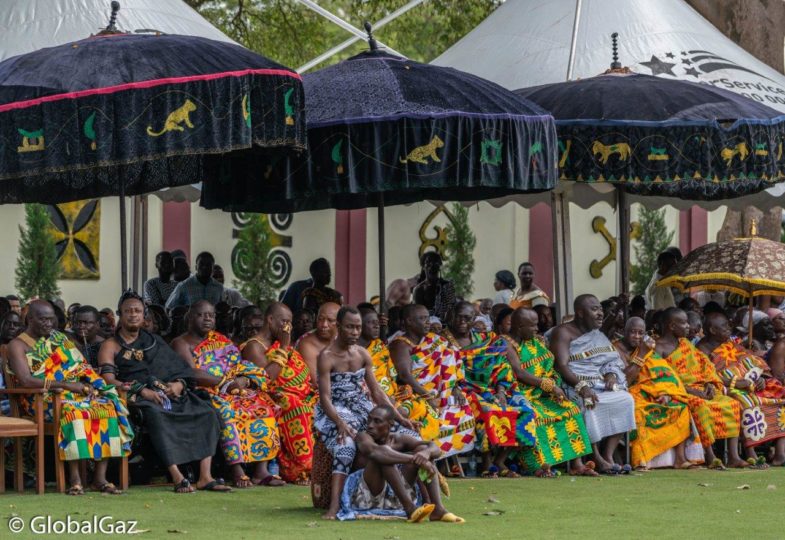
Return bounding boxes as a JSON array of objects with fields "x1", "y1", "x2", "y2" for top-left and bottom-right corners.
[
  {"x1": 315, "y1": 307, "x2": 414, "y2": 520},
  {"x1": 550, "y1": 294, "x2": 636, "y2": 474},
  {"x1": 338, "y1": 405, "x2": 464, "y2": 523}
]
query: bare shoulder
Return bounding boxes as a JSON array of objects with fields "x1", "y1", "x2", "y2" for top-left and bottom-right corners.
[
  {"x1": 356, "y1": 344, "x2": 372, "y2": 361},
  {"x1": 549, "y1": 323, "x2": 576, "y2": 343}
]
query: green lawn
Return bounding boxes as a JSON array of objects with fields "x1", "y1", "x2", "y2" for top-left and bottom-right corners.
[{"x1": 1, "y1": 468, "x2": 781, "y2": 539}]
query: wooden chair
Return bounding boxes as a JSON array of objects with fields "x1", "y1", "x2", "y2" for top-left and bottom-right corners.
[{"x1": 0, "y1": 388, "x2": 46, "y2": 494}]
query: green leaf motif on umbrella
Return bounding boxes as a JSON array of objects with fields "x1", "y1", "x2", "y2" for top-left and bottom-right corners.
[
  {"x1": 481, "y1": 139, "x2": 502, "y2": 166},
  {"x1": 284, "y1": 88, "x2": 294, "y2": 126},
  {"x1": 331, "y1": 138, "x2": 345, "y2": 174},
  {"x1": 17, "y1": 127, "x2": 45, "y2": 153},
  {"x1": 83, "y1": 112, "x2": 97, "y2": 150},
  {"x1": 648, "y1": 146, "x2": 669, "y2": 161},
  {"x1": 242, "y1": 94, "x2": 251, "y2": 128}
]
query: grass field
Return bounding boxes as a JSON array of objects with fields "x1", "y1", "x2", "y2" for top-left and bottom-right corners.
[{"x1": 1, "y1": 468, "x2": 782, "y2": 539}]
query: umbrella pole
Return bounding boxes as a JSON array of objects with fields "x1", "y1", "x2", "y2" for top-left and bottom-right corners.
[
  {"x1": 119, "y1": 182, "x2": 128, "y2": 292},
  {"x1": 566, "y1": 0, "x2": 583, "y2": 80},
  {"x1": 618, "y1": 190, "x2": 630, "y2": 296},
  {"x1": 748, "y1": 296, "x2": 754, "y2": 348},
  {"x1": 378, "y1": 193, "x2": 387, "y2": 340}
]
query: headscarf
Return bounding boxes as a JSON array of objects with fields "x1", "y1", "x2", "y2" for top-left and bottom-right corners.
[{"x1": 767, "y1": 308, "x2": 784, "y2": 321}]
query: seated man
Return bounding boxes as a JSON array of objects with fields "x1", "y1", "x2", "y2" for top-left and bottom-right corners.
[
  {"x1": 7, "y1": 300, "x2": 133, "y2": 495},
  {"x1": 700, "y1": 312, "x2": 785, "y2": 466},
  {"x1": 614, "y1": 317, "x2": 701, "y2": 469},
  {"x1": 315, "y1": 307, "x2": 414, "y2": 520},
  {"x1": 71, "y1": 305, "x2": 105, "y2": 368},
  {"x1": 389, "y1": 304, "x2": 476, "y2": 459},
  {"x1": 98, "y1": 291, "x2": 229, "y2": 493},
  {"x1": 339, "y1": 405, "x2": 464, "y2": 523},
  {"x1": 296, "y1": 302, "x2": 340, "y2": 389},
  {"x1": 358, "y1": 307, "x2": 439, "y2": 442},
  {"x1": 443, "y1": 302, "x2": 536, "y2": 477},
  {"x1": 657, "y1": 308, "x2": 744, "y2": 469},
  {"x1": 171, "y1": 300, "x2": 283, "y2": 488},
  {"x1": 239, "y1": 302, "x2": 317, "y2": 485},
  {"x1": 550, "y1": 294, "x2": 636, "y2": 474},
  {"x1": 504, "y1": 308, "x2": 593, "y2": 476}
]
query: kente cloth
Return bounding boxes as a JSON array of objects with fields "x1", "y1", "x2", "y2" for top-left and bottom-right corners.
[
  {"x1": 10, "y1": 332, "x2": 132, "y2": 462},
  {"x1": 255, "y1": 339, "x2": 318, "y2": 483},
  {"x1": 113, "y1": 330, "x2": 219, "y2": 466},
  {"x1": 337, "y1": 466, "x2": 421, "y2": 521},
  {"x1": 565, "y1": 330, "x2": 635, "y2": 443},
  {"x1": 192, "y1": 331, "x2": 280, "y2": 465},
  {"x1": 452, "y1": 331, "x2": 536, "y2": 450},
  {"x1": 507, "y1": 336, "x2": 591, "y2": 468},
  {"x1": 367, "y1": 339, "x2": 440, "y2": 442},
  {"x1": 314, "y1": 368, "x2": 375, "y2": 475},
  {"x1": 398, "y1": 332, "x2": 475, "y2": 457},
  {"x1": 614, "y1": 343, "x2": 693, "y2": 467},
  {"x1": 509, "y1": 288, "x2": 550, "y2": 310},
  {"x1": 710, "y1": 341, "x2": 785, "y2": 448},
  {"x1": 664, "y1": 338, "x2": 741, "y2": 445}
]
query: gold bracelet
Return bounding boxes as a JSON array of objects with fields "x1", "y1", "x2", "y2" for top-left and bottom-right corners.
[
  {"x1": 539, "y1": 378, "x2": 555, "y2": 392},
  {"x1": 631, "y1": 356, "x2": 645, "y2": 367}
]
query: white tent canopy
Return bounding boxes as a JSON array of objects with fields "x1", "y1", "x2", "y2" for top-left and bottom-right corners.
[
  {"x1": 0, "y1": 0, "x2": 234, "y2": 62},
  {"x1": 433, "y1": 0, "x2": 785, "y2": 210}
]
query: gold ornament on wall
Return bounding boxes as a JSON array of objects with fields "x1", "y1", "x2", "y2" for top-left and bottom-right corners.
[
  {"x1": 47, "y1": 200, "x2": 101, "y2": 279},
  {"x1": 418, "y1": 205, "x2": 456, "y2": 258}
]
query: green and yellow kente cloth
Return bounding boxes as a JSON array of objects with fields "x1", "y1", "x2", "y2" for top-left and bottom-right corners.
[
  {"x1": 508, "y1": 336, "x2": 591, "y2": 468},
  {"x1": 11, "y1": 331, "x2": 132, "y2": 461}
]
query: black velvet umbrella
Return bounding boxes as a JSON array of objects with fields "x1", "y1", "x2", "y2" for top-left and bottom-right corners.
[
  {"x1": 0, "y1": 2, "x2": 305, "y2": 288},
  {"x1": 201, "y1": 35, "x2": 558, "y2": 213}
]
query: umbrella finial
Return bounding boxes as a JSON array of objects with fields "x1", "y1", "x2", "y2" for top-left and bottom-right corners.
[
  {"x1": 97, "y1": 1, "x2": 123, "y2": 35},
  {"x1": 364, "y1": 21, "x2": 379, "y2": 51},
  {"x1": 750, "y1": 218, "x2": 758, "y2": 237},
  {"x1": 610, "y1": 32, "x2": 621, "y2": 70}
]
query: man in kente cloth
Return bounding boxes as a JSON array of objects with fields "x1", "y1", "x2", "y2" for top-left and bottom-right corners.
[
  {"x1": 614, "y1": 317, "x2": 700, "y2": 469},
  {"x1": 550, "y1": 295, "x2": 636, "y2": 474},
  {"x1": 656, "y1": 308, "x2": 744, "y2": 469},
  {"x1": 97, "y1": 291, "x2": 230, "y2": 493},
  {"x1": 171, "y1": 300, "x2": 284, "y2": 487},
  {"x1": 297, "y1": 301, "x2": 340, "y2": 389},
  {"x1": 7, "y1": 300, "x2": 133, "y2": 495},
  {"x1": 442, "y1": 301, "x2": 536, "y2": 477},
  {"x1": 338, "y1": 406, "x2": 465, "y2": 523},
  {"x1": 315, "y1": 307, "x2": 416, "y2": 520},
  {"x1": 238, "y1": 302, "x2": 317, "y2": 485},
  {"x1": 699, "y1": 311, "x2": 785, "y2": 466},
  {"x1": 503, "y1": 308, "x2": 593, "y2": 476},
  {"x1": 358, "y1": 307, "x2": 440, "y2": 442},
  {"x1": 389, "y1": 304, "x2": 476, "y2": 460}
]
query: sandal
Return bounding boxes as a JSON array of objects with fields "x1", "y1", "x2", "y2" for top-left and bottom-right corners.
[
  {"x1": 435, "y1": 512, "x2": 466, "y2": 523},
  {"x1": 234, "y1": 475, "x2": 253, "y2": 488},
  {"x1": 535, "y1": 465, "x2": 556, "y2": 478},
  {"x1": 499, "y1": 468, "x2": 521, "y2": 478},
  {"x1": 197, "y1": 480, "x2": 232, "y2": 492},
  {"x1": 173, "y1": 478, "x2": 194, "y2": 494},
  {"x1": 253, "y1": 475, "x2": 286, "y2": 487},
  {"x1": 408, "y1": 503, "x2": 436, "y2": 523},
  {"x1": 67, "y1": 484, "x2": 84, "y2": 496},
  {"x1": 92, "y1": 482, "x2": 122, "y2": 495},
  {"x1": 708, "y1": 458, "x2": 726, "y2": 471}
]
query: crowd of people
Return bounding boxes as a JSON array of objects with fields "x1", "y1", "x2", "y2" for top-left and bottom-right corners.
[{"x1": 2, "y1": 245, "x2": 785, "y2": 523}]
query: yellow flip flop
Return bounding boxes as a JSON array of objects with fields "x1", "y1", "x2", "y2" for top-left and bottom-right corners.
[
  {"x1": 438, "y1": 512, "x2": 466, "y2": 523},
  {"x1": 408, "y1": 503, "x2": 436, "y2": 523}
]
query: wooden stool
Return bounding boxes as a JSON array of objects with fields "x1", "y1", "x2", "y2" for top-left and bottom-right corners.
[{"x1": 310, "y1": 438, "x2": 332, "y2": 509}]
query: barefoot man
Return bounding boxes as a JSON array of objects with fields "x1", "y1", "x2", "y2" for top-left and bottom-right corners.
[
  {"x1": 297, "y1": 302, "x2": 340, "y2": 389},
  {"x1": 338, "y1": 405, "x2": 464, "y2": 523},
  {"x1": 315, "y1": 306, "x2": 414, "y2": 520}
]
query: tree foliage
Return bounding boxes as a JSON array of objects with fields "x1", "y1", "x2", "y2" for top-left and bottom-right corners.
[
  {"x1": 630, "y1": 207, "x2": 675, "y2": 296},
  {"x1": 186, "y1": 0, "x2": 501, "y2": 67},
  {"x1": 15, "y1": 204, "x2": 61, "y2": 302},
  {"x1": 443, "y1": 203, "x2": 476, "y2": 299},
  {"x1": 232, "y1": 214, "x2": 279, "y2": 306}
]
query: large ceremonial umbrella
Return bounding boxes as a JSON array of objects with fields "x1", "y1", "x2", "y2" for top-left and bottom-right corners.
[
  {"x1": 516, "y1": 34, "x2": 785, "y2": 292},
  {"x1": 658, "y1": 223, "x2": 785, "y2": 344},
  {"x1": 0, "y1": 2, "x2": 306, "y2": 288},
  {"x1": 202, "y1": 26, "x2": 559, "y2": 309}
]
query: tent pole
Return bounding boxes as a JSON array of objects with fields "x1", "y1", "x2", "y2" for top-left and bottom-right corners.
[
  {"x1": 566, "y1": 0, "x2": 583, "y2": 81},
  {"x1": 119, "y1": 182, "x2": 128, "y2": 292},
  {"x1": 141, "y1": 195, "x2": 149, "y2": 285},
  {"x1": 551, "y1": 192, "x2": 573, "y2": 321},
  {"x1": 618, "y1": 190, "x2": 630, "y2": 296},
  {"x1": 378, "y1": 193, "x2": 387, "y2": 339}
]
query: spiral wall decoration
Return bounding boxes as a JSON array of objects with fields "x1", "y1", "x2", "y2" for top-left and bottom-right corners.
[{"x1": 231, "y1": 212, "x2": 293, "y2": 290}]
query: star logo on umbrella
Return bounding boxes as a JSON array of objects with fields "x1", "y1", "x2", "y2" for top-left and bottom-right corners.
[{"x1": 640, "y1": 55, "x2": 677, "y2": 76}]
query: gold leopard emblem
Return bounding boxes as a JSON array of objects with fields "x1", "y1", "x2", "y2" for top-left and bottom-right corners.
[
  {"x1": 400, "y1": 135, "x2": 444, "y2": 164},
  {"x1": 146, "y1": 99, "x2": 197, "y2": 137}
]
